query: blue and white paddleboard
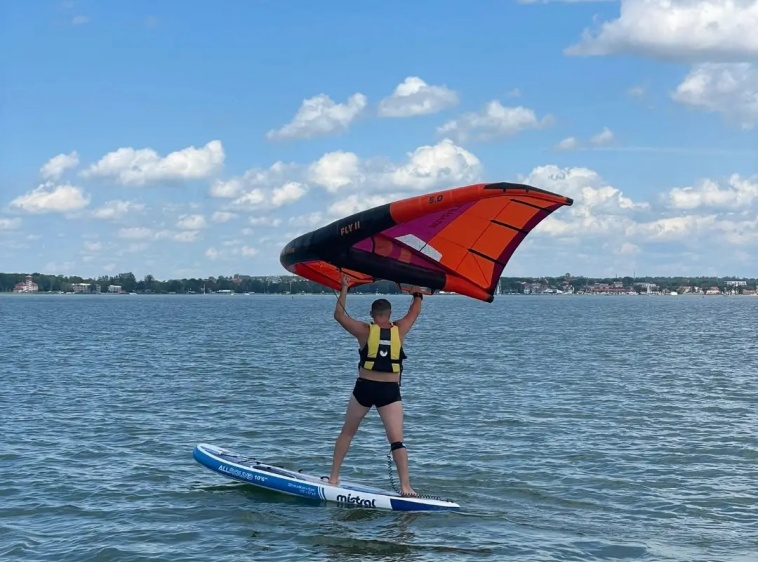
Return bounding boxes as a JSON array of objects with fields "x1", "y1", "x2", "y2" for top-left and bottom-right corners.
[{"x1": 193, "y1": 443, "x2": 460, "y2": 512}]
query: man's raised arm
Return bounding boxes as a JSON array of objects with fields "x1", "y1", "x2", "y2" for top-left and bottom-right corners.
[
  {"x1": 395, "y1": 290, "x2": 423, "y2": 337},
  {"x1": 334, "y1": 274, "x2": 369, "y2": 339}
]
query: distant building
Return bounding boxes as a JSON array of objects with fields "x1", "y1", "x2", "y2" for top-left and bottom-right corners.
[
  {"x1": 726, "y1": 280, "x2": 747, "y2": 287},
  {"x1": 13, "y1": 275, "x2": 38, "y2": 293},
  {"x1": 108, "y1": 285, "x2": 122, "y2": 293},
  {"x1": 588, "y1": 282, "x2": 636, "y2": 295},
  {"x1": 72, "y1": 283, "x2": 92, "y2": 293}
]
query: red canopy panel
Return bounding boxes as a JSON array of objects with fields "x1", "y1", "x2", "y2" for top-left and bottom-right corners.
[{"x1": 280, "y1": 182, "x2": 573, "y2": 302}]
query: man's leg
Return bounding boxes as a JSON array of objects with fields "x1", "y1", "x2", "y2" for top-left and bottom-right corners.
[
  {"x1": 328, "y1": 395, "x2": 370, "y2": 485},
  {"x1": 377, "y1": 400, "x2": 416, "y2": 496}
]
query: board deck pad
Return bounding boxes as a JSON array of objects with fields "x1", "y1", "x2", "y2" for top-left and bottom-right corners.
[{"x1": 193, "y1": 443, "x2": 460, "y2": 512}]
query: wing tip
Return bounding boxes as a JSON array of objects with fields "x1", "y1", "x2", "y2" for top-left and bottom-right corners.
[{"x1": 484, "y1": 181, "x2": 573, "y2": 206}]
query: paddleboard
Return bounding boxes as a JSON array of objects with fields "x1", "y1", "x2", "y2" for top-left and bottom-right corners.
[{"x1": 193, "y1": 443, "x2": 460, "y2": 512}]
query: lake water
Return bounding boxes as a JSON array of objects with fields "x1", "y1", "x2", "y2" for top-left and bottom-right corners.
[{"x1": 2, "y1": 293, "x2": 756, "y2": 561}]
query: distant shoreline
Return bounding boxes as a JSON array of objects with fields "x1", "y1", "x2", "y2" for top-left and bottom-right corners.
[
  {"x1": 2, "y1": 271, "x2": 756, "y2": 297},
  {"x1": 3, "y1": 291, "x2": 755, "y2": 298}
]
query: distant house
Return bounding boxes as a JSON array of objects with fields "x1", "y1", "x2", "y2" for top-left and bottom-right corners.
[
  {"x1": 72, "y1": 283, "x2": 92, "y2": 293},
  {"x1": 13, "y1": 275, "x2": 38, "y2": 293},
  {"x1": 108, "y1": 285, "x2": 122, "y2": 293}
]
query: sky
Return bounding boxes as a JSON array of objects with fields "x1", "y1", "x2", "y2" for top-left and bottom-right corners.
[{"x1": 1, "y1": 0, "x2": 757, "y2": 281}]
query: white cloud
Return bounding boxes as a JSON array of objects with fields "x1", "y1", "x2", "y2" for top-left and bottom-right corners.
[
  {"x1": 266, "y1": 93, "x2": 367, "y2": 140},
  {"x1": 289, "y1": 212, "x2": 326, "y2": 229},
  {"x1": 565, "y1": 0, "x2": 758, "y2": 62},
  {"x1": 176, "y1": 214, "x2": 207, "y2": 230},
  {"x1": 377, "y1": 76, "x2": 459, "y2": 117},
  {"x1": 308, "y1": 151, "x2": 363, "y2": 193},
  {"x1": 209, "y1": 162, "x2": 296, "y2": 198},
  {"x1": 217, "y1": 140, "x2": 481, "y2": 214},
  {"x1": 231, "y1": 189, "x2": 266, "y2": 210},
  {"x1": 210, "y1": 178, "x2": 245, "y2": 198},
  {"x1": 204, "y1": 244, "x2": 258, "y2": 261},
  {"x1": 671, "y1": 63, "x2": 758, "y2": 129},
  {"x1": 117, "y1": 227, "x2": 153, "y2": 240},
  {"x1": 555, "y1": 136, "x2": 580, "y2": 151},
  {"x1": 627, "y1": 85, "x2": 647, "y2": 98},
  {"x1": 210, "y1": 161, "x2": 299, "y2": 213},
  {"x1": 125, "y1": 228, "x2": 201, "y2": 243},
  {"x1": 0, "y1": 218, "x2": 22, "y2": 230},
  {"x1": 437, "y1": 100, "x2": 554, "y2": 142},
  {"x1": 514, "y1": 164, "x2": 758, "y2": 255},
  {"x1": 171, "y1": 230, "x2": 199, "y2": 242},
  {"x1": 631, "y1": 214, "x2": 720, "y2": 242},
  {"x1": 125, "y1": 243, "x2": 149, "y2": 253},
  {"x1": 519, "y1": 0, "x2": 613, "y2": 3},
  {"x1": 211, "y1": 211, "x2": 238, "y2": 223},
  {"x1": 307, "y1": 139, "x2": 482, "y2": 194},
  {"x1": 271, "y1": 182, "x2": 307, "y2": 207},
  {"x1": 249, "y1": 216, "x2": 282, "y2": 227},
  {"x1": 389, "y1": 138, "x2": 482, "y2": 190},
  {"x1": 84, "y1": 241, "x2": 102, "y2": 252},
  {"x1": 524, "y1": 165, "x2": 648, "y2": 213},
  {"x1": 328, "y1": 194, "x2": 399, "y2": 217},
  {"x1": 517, "y1": 164, "x2": 649, "y2": 238},
  {"x1": 616, "y1": 242, "x2": 641, "y2": 255},
  {"x1": 590, "y1": 127, "x2": 615, "y2": 145},
  {"x1": 44, "y1": 261, "x2": 76, "y2": 274},
  {"x1": 40, "y1": 151, "x2": 79, "y2": 180},
  {"x1": 665, "y1": 174, "x2": 758, "y2": 210},
  {"x1": 72, "y1": 15, "x2": 89, "y2": 25},
  {"x1": 91, "y1": 200, "x2": 145, "y2": 219},
  {"x1": 10, "y1": 183, "x2": 90, "y2": 214},
  {"x1": 552, "y1": 129, "x2": 616, "y2": 151},
  {"x1": 82, "y1": 140, "x2": 224, "y2": 186},
  {"x1": 229, "y1": 181, "x2": 308, "y2": 211}
]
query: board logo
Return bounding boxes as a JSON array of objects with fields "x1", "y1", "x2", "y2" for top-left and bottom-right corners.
[
  {"x1": 218, "y1": 464, "x2": 265, "y2": 483},
  {"x1": 336, "y1": 493, "x2": 376, "y2": 508}
]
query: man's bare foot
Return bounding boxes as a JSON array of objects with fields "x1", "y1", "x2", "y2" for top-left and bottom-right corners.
[
  {"x1": 327, "y1": 477, "x2": 340, "y2": 486},
  {"x1": 400, "y1": 486, "x2": 417, "y2": 497}
]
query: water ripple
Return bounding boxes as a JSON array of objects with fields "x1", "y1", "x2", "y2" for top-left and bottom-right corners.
[{"x1": 2, "y1": 293, "x2": 757, "y2": 561}]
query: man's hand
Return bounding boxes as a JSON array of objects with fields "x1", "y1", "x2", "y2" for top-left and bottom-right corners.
[{"x1": 334, "y1": 273, "x2": 369, "y2": 339}]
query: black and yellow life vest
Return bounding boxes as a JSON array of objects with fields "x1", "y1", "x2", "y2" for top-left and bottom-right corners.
[{"x1": 358, "y1": 323, "x2": 407, "y2": 373}]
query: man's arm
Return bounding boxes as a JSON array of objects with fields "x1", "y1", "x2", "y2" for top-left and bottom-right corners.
[
  {"x1": 394, "y1": 290, "x2": 422, "y2": 338},
  {"x1": 334, "y1": 275, "x2": 369, "y2": 339}
]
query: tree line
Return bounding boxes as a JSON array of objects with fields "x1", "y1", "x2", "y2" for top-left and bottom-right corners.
[
  {"x1": 0, "y1": 272, "x2": 402, "y2": 295},
  {"x1": 1, "y1": 271, "x2": 756, "y2": 295}
]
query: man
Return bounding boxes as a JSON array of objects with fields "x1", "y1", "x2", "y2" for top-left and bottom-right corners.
[{"x1": 328, "y1": 274, "x2": 423, "y2": 496}]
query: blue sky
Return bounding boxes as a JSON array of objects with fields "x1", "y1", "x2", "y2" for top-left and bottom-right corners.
[{"x1": 1, "y1": 0, "x2": 757, "y2": 281}]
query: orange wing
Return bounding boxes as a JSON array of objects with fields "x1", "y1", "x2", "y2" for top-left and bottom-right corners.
[{"x1": 280, "y1": 182, "x2": 573, "y2": 302}]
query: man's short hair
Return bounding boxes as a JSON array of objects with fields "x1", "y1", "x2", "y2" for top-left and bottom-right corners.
[{"x1": 371, "y1": 298, "x2": 391, "y2": 316}]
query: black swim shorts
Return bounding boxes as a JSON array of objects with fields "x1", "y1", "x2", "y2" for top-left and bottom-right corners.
[{"x1": 352, "y1": 378, "x2": 401, "y2": 409}]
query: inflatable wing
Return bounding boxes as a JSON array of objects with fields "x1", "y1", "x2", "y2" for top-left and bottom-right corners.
[{"x1": 280, "y1": 182, "x2": 573, "y2": 302}]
